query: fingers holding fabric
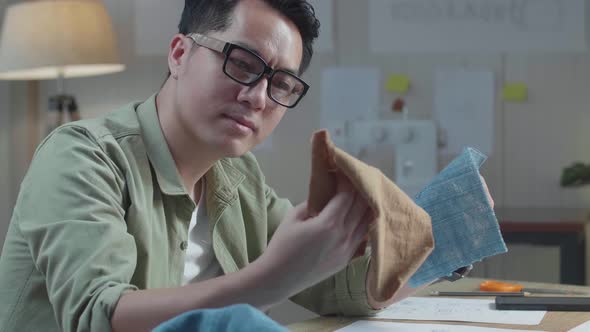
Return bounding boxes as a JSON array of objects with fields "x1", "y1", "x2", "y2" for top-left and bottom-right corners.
[
  {"x1": 349, "y1": 208, "x2": 372, "y2": 249},
  {"x1": 480, "y1": 175, "x2": 495, "y2": 209},
  {"x1": 318, "y1": 190, "x2": 354, "y2": 229},
  {"x1": 343, "y1": 191, "x2": 369, "y2": 231}
]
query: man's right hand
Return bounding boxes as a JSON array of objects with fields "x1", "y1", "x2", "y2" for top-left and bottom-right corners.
[
  {"x1": 113, "y1": 176, "x2": 371, "y2": 332},
  {"x1": 257, "y1": 176, "x2": 373, "y2": 299}
]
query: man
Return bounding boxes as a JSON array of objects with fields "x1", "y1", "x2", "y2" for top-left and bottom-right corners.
[
  {"x1": 0, "y1": 1, "x2": 378, "y2": 331},
  {"x1": 0, "y1": 0, "x2": 487, "y2": 331}
]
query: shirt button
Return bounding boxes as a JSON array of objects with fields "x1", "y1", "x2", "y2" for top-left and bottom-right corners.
[{"x1": 180, "y1": 241, "x2": 188, "y2": 251}]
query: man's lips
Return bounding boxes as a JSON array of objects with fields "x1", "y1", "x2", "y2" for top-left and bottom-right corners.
[{"x1": 223, "y1": 114, "x2": 257, "y2": 132}]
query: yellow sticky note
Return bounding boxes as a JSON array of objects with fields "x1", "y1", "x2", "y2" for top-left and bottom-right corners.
[
  {"x1": 502, "y1": 83, "x2": 528, "y2": 102},
  {"x1": 385, "y1": 74, "x2": 410, "y2": 94}
]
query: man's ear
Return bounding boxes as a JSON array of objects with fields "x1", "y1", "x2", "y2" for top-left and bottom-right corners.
[{"x1": 168, "y1": 34, "x2": 191, "y2": 79}]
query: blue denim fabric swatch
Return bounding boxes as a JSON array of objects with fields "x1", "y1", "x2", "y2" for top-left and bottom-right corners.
[
  {"x1": 153, "y1": 304, "x2": 287, "y2": 332},
  {"x1": 408, "y1": 147, "x2": 507, "y2": 287}
]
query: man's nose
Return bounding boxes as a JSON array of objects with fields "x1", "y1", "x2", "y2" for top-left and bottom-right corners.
[{"x1": 237, "y1": 78, "x2": 268, "y2": 111}]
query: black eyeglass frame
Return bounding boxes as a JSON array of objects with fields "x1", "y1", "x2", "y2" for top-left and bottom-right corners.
[{"x1": 187, "y1": 33, "x2": 309, "y2": 108}]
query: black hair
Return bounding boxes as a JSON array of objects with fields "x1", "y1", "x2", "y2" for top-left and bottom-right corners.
[{"x1": 178, "y1": 0, "x2": 320, "y2": 74}]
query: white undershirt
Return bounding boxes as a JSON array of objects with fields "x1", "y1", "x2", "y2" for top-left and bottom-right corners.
[{"x1": 182, "y1": 181, "x2": 223, "y2": 285}]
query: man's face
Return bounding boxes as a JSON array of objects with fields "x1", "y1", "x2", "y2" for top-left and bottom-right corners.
[{"x1": 172, "y1": 0, "x2": 304, "y2": 157}]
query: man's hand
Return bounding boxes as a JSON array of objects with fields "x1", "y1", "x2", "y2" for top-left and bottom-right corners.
[
  {"x1": 258, "y1": 176, "x2": 372, "y2": 299},
  {"x1": 481, "y1": 175, "x2": 494, "y2": 208}
]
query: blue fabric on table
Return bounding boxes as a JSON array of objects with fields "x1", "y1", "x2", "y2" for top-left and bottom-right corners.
[
  {"x1": 153, "y1": 304, "x2": 287, "y2": 332},
  {"x1": 408, "y1": 147, "x2": 507, "y2": 287}
]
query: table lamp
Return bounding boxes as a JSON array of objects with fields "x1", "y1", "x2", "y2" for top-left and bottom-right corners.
[{"x1": 0, "y1": 0, "x2": 125, "y2": 134}]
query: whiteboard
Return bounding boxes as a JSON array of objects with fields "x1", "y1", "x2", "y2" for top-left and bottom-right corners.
[
  {"x1": 370, "y1": 0, "x2": 587, "y2": 53},
  {"x1": 320, "y1": 67, "x2": 380, "y2": 151},
  {"x1": 434, "y1": 69, "x2": 495, "y2": 156}
]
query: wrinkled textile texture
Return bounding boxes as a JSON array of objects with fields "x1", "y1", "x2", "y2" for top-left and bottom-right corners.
[
  {"x1": 308, "y1": 130, "x2": 434, "y2": 309},
  {"x1": 153, "y1": 304, "x2": 287, "y2": 332},
  {"x1": 409, "y1": 147, "x2": 507, "y2": 287}
]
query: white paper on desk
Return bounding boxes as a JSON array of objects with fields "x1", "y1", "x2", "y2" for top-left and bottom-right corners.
[
  {"x1": 336, "y1": 321, "x2": 546, "y2": 332},
  {"x1": 434, "y1": 69, "x2": 495, "y2": 156},
  {"x1": 568, "y1": 320, "x2": 590, "y2": 332},
  {"x1": 375, "y1": 297, "x2": 545, "y2": 325}
]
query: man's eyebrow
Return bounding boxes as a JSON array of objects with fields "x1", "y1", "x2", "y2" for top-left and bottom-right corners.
[{"x1": 233, "y1": 41, "x2": 300, "y2": 75}]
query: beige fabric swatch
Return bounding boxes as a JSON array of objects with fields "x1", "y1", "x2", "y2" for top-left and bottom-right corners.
[{"x1": 308, "y1": 130, "x2": 434, "y2": 309}]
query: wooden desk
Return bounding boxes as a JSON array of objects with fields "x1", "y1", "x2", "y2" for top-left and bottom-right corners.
[{"x1": 288, "y1": 278, "x2": 590, "y2": 332}]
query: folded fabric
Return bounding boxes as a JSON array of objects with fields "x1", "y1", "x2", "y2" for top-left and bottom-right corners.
[
  {"x1": 409, "y1": 147, "x2": 507, "y2": 287},
  {"x1": 308, "y1": 130, "x2": 434, "y2": 309},
  {"x1": 152, "y1": 304, "x2": 287, "y2": 332}
]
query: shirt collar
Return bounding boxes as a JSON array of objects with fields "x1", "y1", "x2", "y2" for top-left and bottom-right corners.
[{"x1": 136, "y1": 93, "x2": 245, "y2": 197}]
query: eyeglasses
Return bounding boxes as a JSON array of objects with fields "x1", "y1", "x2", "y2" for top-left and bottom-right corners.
[{"x1": 187, "y1": 33, "x2": 309, "y2": 108}]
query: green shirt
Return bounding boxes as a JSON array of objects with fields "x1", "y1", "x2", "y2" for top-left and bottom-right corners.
[{"x1": 0, "y1": 94, "x2": 375, "y2": 332}]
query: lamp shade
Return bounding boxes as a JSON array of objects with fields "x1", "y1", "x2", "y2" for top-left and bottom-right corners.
[{"x1": 0, "y1": 0, "x2": 125, "y2": 80}]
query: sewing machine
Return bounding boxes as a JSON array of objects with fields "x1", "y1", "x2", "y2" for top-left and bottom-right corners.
[{"x1": 344, "y1": 120, "x2": 437, "y2": 198}]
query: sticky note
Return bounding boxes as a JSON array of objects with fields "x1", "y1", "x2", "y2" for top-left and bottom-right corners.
[
  {"x1": 385, "y1": 74, "x2": 410, "y2": 93},
  {"x1": 502, "y1": 82, "x2": 528, "y2": 102}
]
